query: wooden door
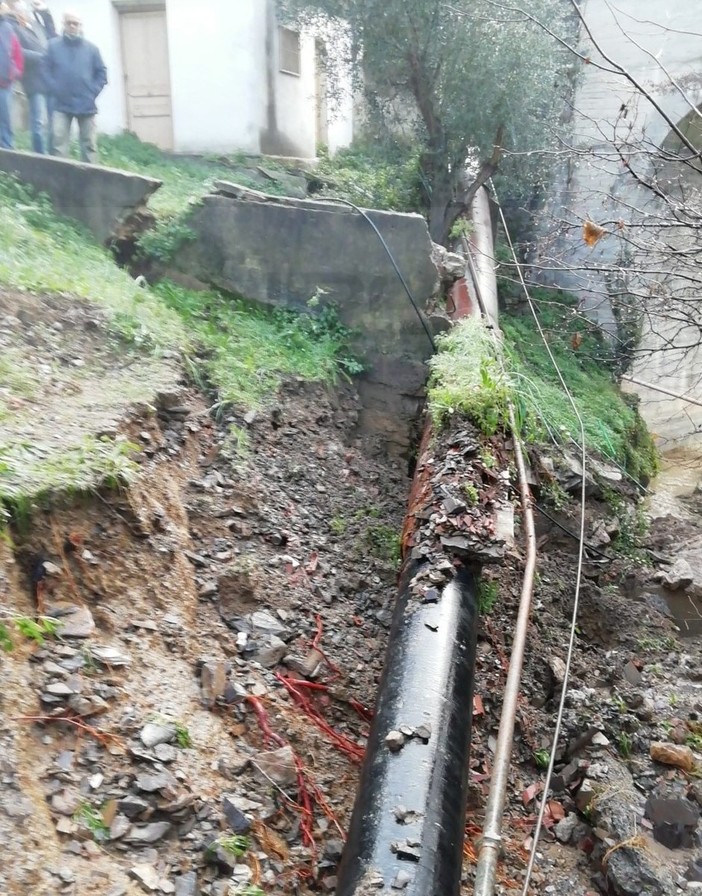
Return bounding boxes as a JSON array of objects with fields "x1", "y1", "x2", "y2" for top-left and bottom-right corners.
[{"x1": 120, "y1": 10, "x2": 173, "y2": 150}]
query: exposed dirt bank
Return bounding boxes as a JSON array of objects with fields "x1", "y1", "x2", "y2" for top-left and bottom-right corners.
[{"x1": 3, "y1": 292, "x2": 702, "y2": 896}]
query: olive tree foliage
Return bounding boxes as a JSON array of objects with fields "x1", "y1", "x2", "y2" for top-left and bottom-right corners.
[{"x1": 277, "y1": 0, "x2": 574, "y2": 243}]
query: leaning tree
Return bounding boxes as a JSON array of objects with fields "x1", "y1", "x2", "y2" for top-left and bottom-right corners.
[{"x1": 278, "y1": 0, "x2": 573, "y2": 244}]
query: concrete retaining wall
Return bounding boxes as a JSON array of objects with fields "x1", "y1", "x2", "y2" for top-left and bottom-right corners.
[
  {"x1": 0, "y1": 150, "x2": 161, "y2": 244},
  {"x1": 173, "y1": 184, "x2": 440, "y2": 453}
]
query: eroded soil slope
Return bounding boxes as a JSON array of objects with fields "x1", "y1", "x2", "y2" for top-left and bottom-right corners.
[{"x1": 3, "y1": 291, "x2": 702, "y2": 896}]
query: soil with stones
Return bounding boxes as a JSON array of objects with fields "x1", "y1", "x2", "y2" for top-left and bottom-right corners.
[{"x1": 3, "y1": 292, "x2": 702, "y2": 896}]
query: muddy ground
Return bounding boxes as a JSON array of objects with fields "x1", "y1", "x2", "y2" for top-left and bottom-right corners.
[{"x1": 2, "y1": 292, "x2": 702, "y2": 896}]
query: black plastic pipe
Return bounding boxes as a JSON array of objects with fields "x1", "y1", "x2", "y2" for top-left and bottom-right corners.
[{"x1": 335, "y1": 561, "x2": 478, "y2": 895}]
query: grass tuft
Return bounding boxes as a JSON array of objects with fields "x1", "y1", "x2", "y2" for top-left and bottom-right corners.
[
  {"x1": 156, "y1": 281, "x2": 363, "y2": 409},
  {"x1": 0, "y1": 174, "x2": 183, "y2": 347}
]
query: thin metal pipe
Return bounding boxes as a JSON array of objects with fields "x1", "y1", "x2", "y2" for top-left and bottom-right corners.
[
  {"x1": 462, "y1": 218, "x2": 539, "y2": 895},
  {"x1": 473, "y1": 403, "x2": 537, "y2": 896}
]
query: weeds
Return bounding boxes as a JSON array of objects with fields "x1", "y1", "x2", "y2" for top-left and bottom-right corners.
[
  {"x1": 428, "y1": 317, "x2": 511, "y2": 435},
  {"x1": 330, "y1": 517, "x2": 347, "y2": 535},
  {"x1": 98, "y1": 132, "x2": 287, "y2": 221},
  {"x1": 136, "y1": 217, "x2": 197, "y2": 263},
  {"x1": 533, "y1": 749, "x2": 551, "y2": 769},
  {"x1": 501, "y1": 289, "x2": 658, "y2": 483},
  {"x1": 540, "y1": 479, "x2": 568, "y2": 511},
  {"x1": 74, "y1": 802, "x2": 110, "y2": 841},
  {"x1": 0, "y1": 613, "x2": 59, "y2": 651},
  {"x1": 0, "y1": 436, "x2": 140, "y2": 522},
  {"x1": 175, "y1": 722, "x2": 192, "y2": 749},
  {"x1": 312, "y1": 142, "x2": 422, "y2": 212},
  {"x1": 461, "y1": 483, "x2": 479, "y2": 506},
  {"x1": 637, "y1": 636, "x2": 677, "y2": 652},
  {"x1": 363, "y1": 524, "x2": 401, "y2": 565},
  {"x1": 616, "y1": 731, "x2": 633, "y2": 758},
  {"x1": 156, "y1": 281, "x2": 364, "y2": 409},
  {"x1": 222, "y1": 425, "x2": 251, "y2": 460},
  {"x1": 209, "y1": 834, "x2": 250, "y2": 857},
  {"x1": 477, "y1": 579, "x2": 499, "y2": 614}
]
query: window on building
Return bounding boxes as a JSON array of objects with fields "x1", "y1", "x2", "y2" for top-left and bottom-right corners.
[{"x1": 279, "y1": 27, "x2": 301, "y2": 77}]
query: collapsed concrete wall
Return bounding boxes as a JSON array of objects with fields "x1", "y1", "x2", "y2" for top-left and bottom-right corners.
[
  {"x1": 173, "y1": 183, "x2": 441, "y2": 453},
  {"x1": 0, "y1": 150, "x2": 161, "y2": 244}
]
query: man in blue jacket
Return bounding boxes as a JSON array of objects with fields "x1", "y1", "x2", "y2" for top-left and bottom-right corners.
[{"x1": 43, "y1": 11, "x2": 106, "y2": 163}]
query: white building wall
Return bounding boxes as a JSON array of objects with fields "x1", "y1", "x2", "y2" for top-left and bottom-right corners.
[
  {"x1": 539, "y1": 0, "x2": 702, "y2": 446},
  {"x1": 166, "y1": 0, "x2": 267, "y2": 154},
  {"x1": 38, "y1": 0, "x2": 354, "y2": 156},
  {"x1": 272, "y1": 29, "x2": 317, "y2": 158},
  {"x1": 44, "y1": 0, "x2": 127, "y2": 135}
]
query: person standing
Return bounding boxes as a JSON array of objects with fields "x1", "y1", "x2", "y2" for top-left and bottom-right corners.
[
  {"x1": 43, "y1": 11, "x2": 106, "y2": 163},
  {"x1": 0, "y1": 1, "x2": 23, "y2": 148},
  {"x1": 9, "y1": 1, "x2": 48, "y2": 152},
  {"x1": 30, "y1": 0, "x2": 55, "y2": 151},
  {"x1": 31, "y1": 0, "x2": 56, "y2": 41}
]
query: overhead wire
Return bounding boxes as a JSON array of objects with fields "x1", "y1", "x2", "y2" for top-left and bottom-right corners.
[
  {"x1": 319, "y1": 196, "x2": 437, "y2": 353},
  {"x1": 479, "y1": 181, "x2": 590, "y2": 896}
]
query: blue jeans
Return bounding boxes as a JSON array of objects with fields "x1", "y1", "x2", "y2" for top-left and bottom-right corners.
[
  {"x1": 27, "y1": 92, "x2": 47, "y2": 154},
  {"x1": 0, "y1": 85, "x2": 13, "y2": 149}
]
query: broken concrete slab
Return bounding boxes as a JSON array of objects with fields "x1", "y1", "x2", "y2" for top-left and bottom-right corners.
[{"x1": 0, "y1": 149, "x2": 161, "y2": 244}]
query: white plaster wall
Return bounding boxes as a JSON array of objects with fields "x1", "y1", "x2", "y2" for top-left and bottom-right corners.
[
  {"x1": 43, "y1": 0, "x2": 127, "y2": 135},
  {"x1": 166, "y1": 0, "x2": 267, "y2": 153},
  {"x1": 272, "y1": 29, "x2": 317, "y2": 157},
  {"x1": 327, "y1": 100, "x2": 353, "y2": 155},
  {"x1": 573, "y1": 1, "x2": 702, "y2": 149},
  {"x1": 541, "y1": 0, "x2": 702, "y2": 447}
]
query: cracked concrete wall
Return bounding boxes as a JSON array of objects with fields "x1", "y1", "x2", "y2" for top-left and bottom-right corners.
[
  {"x1": 0, "y1": 150, "x2": 161, "y2": 244},
  {"x1": 173, "y1": 185, "x2": 440, "y2": 453}
]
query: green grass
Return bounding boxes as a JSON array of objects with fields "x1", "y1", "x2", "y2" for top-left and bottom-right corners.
[
  {"x1": 0, "y1": 436, "x2": 141, "y2": 518},
  {"x1": 502, "y1": 291, "x2": 658, "y2": 483},
  {"x1": 98, "y1": 132, "x2": 288, "y2": 219},
  {"x1": 73, "y1": 803, "x2": 110, "y2": 841},
  {"x1": 0, "y1": 614, "x2": 59, "y2": 651},
  {"x1": 427, "y1": 316, "x2": 511, "y2": 435},
  {"x1": 427, "y1": 296, "x2": 657, "y2": 483},
  {"x1": 363, "y1": 523, "x2": 401, "y2": 565},
  {"x1": 477, "y1": 579, "x2": 499, "y2": 614},
  {"x1": 156, "y1": 281, "x2": 363, "y2": 409},
  {"x1": 0, "y1": 174, "x2": 183, "y2": 347},
  {"x1": 208, "y1": 834, "x2": 250, "y2": 857}
]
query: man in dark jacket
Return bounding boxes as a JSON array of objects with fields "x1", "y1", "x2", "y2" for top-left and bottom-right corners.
[
  {"x1": 9, "y1": 1, "x2": 48, "y2": 153},
  {"x1": 43, "y1": 11, "x2": 106, "y2": 163},
  {"x1": 31, "y1": 1, "x2": 56, "y2": 42},
  {"x1": 0, "y1": 1, "x2": 24, "y2": 148}
]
